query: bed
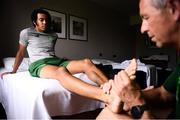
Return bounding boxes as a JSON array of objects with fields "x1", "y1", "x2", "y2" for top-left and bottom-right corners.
[{"x1": 0, "y1": 57, "x2": 154, "y2": 119}]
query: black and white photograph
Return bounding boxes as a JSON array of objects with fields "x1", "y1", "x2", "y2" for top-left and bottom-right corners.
[
  {"x1": 69, "y1": 15, "x2": 87, "y2": 41},
  {"x1": 44, "y1": 8, "x2": 66, "y2": 39}
]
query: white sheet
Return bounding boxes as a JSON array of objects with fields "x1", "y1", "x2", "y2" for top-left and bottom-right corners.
[
  {"x1": 93, "y1": 59, "x2": 151, "y2": 86},
  {"x1": 0, "y1": 69, "x2": 103, "y2": 119}
]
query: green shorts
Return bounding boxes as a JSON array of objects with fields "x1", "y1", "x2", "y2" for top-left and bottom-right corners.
[{"x1": 28, "y1": 57, "x2": 70, "y2": 77}]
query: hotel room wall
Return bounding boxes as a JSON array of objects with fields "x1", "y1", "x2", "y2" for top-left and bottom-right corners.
[{"x1": 1, "y1": 0, "x2": 135, "y2": 63}]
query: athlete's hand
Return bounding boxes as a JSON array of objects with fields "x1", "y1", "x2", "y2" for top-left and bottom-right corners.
[{"x1": 0, "y1": 71, "x2": 14, "y2": 79}]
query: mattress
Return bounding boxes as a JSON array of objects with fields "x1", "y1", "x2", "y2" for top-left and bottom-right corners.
[{"x1": 0, "y1": 68, "x2": 103, "y2": 119}]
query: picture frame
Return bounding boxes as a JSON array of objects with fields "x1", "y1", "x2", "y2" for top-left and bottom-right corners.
[
  {"x1": 43, "y1": 8, "x2": 66, "y2": 39},
  {"x1": 69, "y1": 15, "x2": 88, "y2": 41}
]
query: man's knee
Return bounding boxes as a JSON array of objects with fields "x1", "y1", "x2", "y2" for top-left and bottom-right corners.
[
  {"x1": 82, "y1": 58, "x2": 94, "y2": 68},
  {"x1": 55, "y1": 67, "x2": 69, "y2": 76}
]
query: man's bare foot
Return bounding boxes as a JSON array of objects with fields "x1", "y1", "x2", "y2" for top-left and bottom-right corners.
[
  {"x1": 125, "y1": 58, "x2": 137, "y2": 80},
  {"x1": 105, "y1": 58, "x2": 137, "y2": 113},
  {"x1": 107, "y1": 87, "x2": 124, "y2": 113},
  {"x1": 102, "y1": 59, "x2": 137, "y2": 92}
]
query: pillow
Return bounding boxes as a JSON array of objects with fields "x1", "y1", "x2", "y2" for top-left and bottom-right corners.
[{"x1": 3, "y1": 57, "x2": 30, "y2": 71}]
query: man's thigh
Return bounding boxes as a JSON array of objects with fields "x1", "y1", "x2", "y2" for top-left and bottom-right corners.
[{"x1": 39, "y1": 65, "x2": 61, "y2": 79}]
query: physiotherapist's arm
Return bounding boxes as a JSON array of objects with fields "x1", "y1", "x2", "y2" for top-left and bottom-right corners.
[
  {"x1": 141, "y1": 86, "x2": 175, "y2": 118},
  {"x1": 142, "y1": 85, "x2": 175, "y2": 107}
]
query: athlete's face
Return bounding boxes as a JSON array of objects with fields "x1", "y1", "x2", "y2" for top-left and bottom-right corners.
[{"x1": 34, "y1": 13, "x2": 49, "y2": 32}]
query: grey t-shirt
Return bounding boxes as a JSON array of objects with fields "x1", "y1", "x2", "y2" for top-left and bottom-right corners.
[{"x1": 19, "y1": 27, "x2": 58, "y2": 63}]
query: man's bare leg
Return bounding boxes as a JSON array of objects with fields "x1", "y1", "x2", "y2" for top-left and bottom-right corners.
[
  {"x1": 101, "y1": 58, "x2": 137, "y2": 92},
  {"x1": 96, "y1": 107, "x2": 132, "y2": 120},
  {"x1": 66, "y1": 58, "x2": 108, "y2": 86},
  {"x1": 125, "y1": 58, "x2": 137, "y2": 80},
  {"x1": 40, "y1": 58, "x2": 136, "y2": 113},
  {"x1": 40, "y1": 65, "x2": 111, "y2": 103}
]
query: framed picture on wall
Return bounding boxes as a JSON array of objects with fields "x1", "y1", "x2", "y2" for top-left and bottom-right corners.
[
  {"x1": 43, "y1": 8, "x2": 66, "y2": 39},
  {"x1": 69, "y1": 15, "x2": 88, "y2": 41}
]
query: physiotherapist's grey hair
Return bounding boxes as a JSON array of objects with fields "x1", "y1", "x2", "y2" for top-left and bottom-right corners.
[{"x1": 151, "y1": 0, "x2": 168, "y2": 9}]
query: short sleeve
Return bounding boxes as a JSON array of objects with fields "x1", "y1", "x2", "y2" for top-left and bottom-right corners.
[{"x1": 19, "y1": 28, "x2": 28, "y2": 46}]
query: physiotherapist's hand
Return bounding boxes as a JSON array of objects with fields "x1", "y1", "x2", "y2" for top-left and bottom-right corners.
[{"x1": 112, "y1": 70, "x2": 142, "y2": 109}]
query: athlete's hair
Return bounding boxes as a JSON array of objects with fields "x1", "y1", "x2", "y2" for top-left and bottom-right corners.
[{"x1": 31, "y1": 8, "x2": 51, "y2": 27}]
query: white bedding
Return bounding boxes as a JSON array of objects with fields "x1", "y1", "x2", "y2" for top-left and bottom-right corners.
[
  {"x1": 93, "y1": 59, "x2": 152, "y2": 86},
  {"x1": 0, "y1": 58, "x2": 153, "y2": 119},
  {"x1": 0, "y1": 69, "x2": 103, "y2": 119}
]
